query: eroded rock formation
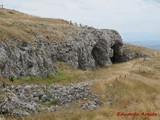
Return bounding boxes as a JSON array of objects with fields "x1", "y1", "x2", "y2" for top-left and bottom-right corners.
[{"x1": 0, "y1": 27, "x2": 123, "y2": 78}]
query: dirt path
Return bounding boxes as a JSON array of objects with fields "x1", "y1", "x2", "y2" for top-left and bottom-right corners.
[{"x1": 94, "y1": 58, "x2": 144, "y2": 82}]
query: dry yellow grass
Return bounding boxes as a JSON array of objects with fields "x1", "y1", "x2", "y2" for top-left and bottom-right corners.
[
  {"x1": 0, "y1": 117, "x2": 5, "y2": 120},
  {"x1": 0, "y1": 8, "x2": 78, "y2": 42}
]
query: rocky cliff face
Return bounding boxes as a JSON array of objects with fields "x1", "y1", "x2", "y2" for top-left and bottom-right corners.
[{"x1": 0, "y1": 27, "x2": 123, "y2": 78}]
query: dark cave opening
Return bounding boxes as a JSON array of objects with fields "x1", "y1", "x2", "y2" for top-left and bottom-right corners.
[
  {"x1": 91, "y1": 42, "x2": 123, "y2": 67},
  {"x1": 111, "y1": 44, "x2": 118, "y2": 63},
  {"x1": 111, "y1": 43, "x2": 123, "y2": 63}
]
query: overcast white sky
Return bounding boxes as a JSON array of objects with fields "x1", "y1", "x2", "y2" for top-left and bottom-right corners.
[{"x1": 1, "y1": 0, "x2": 160, "y2": 41}]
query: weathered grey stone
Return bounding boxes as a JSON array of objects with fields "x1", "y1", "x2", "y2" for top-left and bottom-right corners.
[
  {"x1": 0, "y1": 27, "x2": 123, "y2": 78},
  {"x1": 122, "y1": 52, "x2": 150, "y2": 61},
  {"x1": 48, "y1": 105, "x2": 58, "y2": 112},
  {"x1": 0, "y1": 39, "x2": 56, "y2": 78},
  {"x1": 12, "y1": 109, "x2": 30, "y2": 116},
  {"x1": 0, "y1": 48, "x2": 8, "y2": 69},
  {"x1": 0, "y1": 80, "x2": 97, "y2": 115},
  {"x1": 121, "y1": 44, "x2": 150, "y2": 62}
]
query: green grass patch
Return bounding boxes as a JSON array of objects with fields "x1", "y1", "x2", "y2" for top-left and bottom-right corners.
[
  {"x1": 18, "y1": 69, "x2": 73, "y2": 84},
  {"x1": 42, "y1": 99, "x2": 58, "y2": 107},
  {"x1": 21, "y1": 76, "x2": 42, "y2": 81},
  {"x1": 48, "y1": 99, "x2": 58, "y2": 106},
  {"x1": 47, "y1": 69, "x2": 72, "y2": 83}
]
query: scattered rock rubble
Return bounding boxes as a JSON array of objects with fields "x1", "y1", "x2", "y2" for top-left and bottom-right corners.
[{"x1": 0, "y1": 80, "x2": 100, "y2": 116}]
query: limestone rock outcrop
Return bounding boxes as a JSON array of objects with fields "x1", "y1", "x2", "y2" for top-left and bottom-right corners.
[{"x1": 0, "y1": 27, "x2": 123, "y2": 78}]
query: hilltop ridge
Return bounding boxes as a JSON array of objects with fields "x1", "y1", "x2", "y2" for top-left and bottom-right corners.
[{"x1": 0, "y1": 8, "x2": 77, "y2": 42}]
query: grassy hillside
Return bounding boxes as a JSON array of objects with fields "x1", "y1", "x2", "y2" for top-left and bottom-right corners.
[
  {"x1": 0, "y1": 8, "x2": 77, "y2": 42},
  {"x1": 0, "y1": 8, "x2": 160, "y2": 120},
  {"x1": 1, "y1": 45, "x2": 159, "y2": 120}
]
